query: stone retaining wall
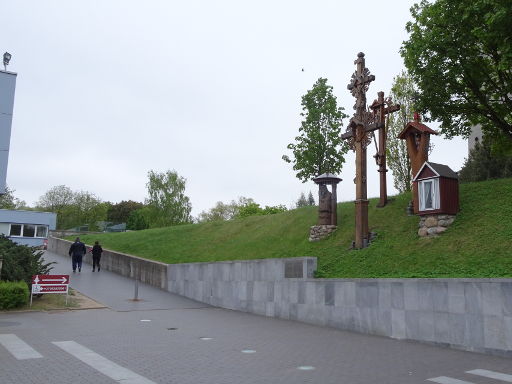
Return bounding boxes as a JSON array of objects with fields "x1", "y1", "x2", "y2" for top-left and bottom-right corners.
[
  {"x1": 418, "y1": 214, "x2": 456, "y2": 237},
  {"x1": 309, "y1": 225, "x2": 337, "y2": 241},
  {"x1": 169, "y1": 260, "x2": 512, "y2": 356},
  {"x1": 48, "y1": 236, "x2": 168, "y2": 290},
  {"x1": 48, "y1": 236, "x2": 512, "y2": 356}
]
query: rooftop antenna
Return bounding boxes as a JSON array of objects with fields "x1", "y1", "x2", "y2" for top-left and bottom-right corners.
[{"x1": 3, "y1": 52, "x2": 12, "y2": 71}]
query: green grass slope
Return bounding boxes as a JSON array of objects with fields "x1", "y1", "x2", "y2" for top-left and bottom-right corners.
[{"x1": 77, "y1": 178, "x2": 512, "y2": 278}]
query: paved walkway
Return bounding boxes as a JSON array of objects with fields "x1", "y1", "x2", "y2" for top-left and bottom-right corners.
[
  {"x1": 0, "y1": 250, "x2": 510, "y2": 384},
  {"x1": 42, "y1": 250, "x2": 208, "y2": 311}
]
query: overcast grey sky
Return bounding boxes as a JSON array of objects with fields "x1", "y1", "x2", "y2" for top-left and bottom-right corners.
[{"x1": 2, "y1": 0, "x2": 467, "y2": 217}]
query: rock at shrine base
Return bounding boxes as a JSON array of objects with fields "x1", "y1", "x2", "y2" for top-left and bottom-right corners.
[
  {"x1": 418, "y1": 214, "x2": 456, "y2": 237},
  {"x1": 309, "y1": 225, "x2": 337, "y2": 242}
]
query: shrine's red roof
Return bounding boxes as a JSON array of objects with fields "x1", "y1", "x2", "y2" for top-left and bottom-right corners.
[{"x1": 398, "y1": 113, "x2": 438, "y2": 139}]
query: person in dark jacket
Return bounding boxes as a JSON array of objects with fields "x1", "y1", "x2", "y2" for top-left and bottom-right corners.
[
  {"x1": 69, "y1": 237, "x2": 86, "y2": 273},
  {"x1": 91, "y1": 241, "x2": 103, "y2": 272}
]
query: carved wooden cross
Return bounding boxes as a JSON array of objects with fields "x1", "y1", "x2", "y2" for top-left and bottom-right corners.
[
  {"x1": 341, "y1": 52, "x2": 382, "y2": 249},
  {"x1": 369, "y1": 91, "x2": 400, "y2": 208}
]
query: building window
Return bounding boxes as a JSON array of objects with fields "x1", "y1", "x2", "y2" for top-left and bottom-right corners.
[
  {"x1": 36, "y1": 226, "x2": 48, "y2": 238},
  {"x1": 9, "y1": 224, "x2": 22, "y2": 236},
  {"x1": 8, "y1": 224, "x2": 49, "y2": 238},
  {"x1": 23, "y1": 224, "x2": 35, "y2": 237},
  {"x1": 419, "y1": 178, "x2": 440, "y2": 211}
]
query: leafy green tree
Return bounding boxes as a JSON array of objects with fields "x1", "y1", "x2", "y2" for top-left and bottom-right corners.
[
  {"x1": 283, "y1": 78, "x2": 349, "y2": 182},
  {"x1": 36, "y1": 186, "x2": 108, "y2": 230},
  {"x1": 126, "y1": 207, "x2": 150, "y2": 230},
  {"x1": 0, "y1": 186, "x2": 26, "y2": 209},
  {"x1": 145, "y1": 170, "x2": 192, "y2": 227},
  {"x1": 458, "y1": 137, "x2": 512, "y2": 182},
  {"x1": 107, "y1": 200, "x2": 144, "y2": 223},
  {"x1": 36, "y1": 185, "x2": 74, "y2": 229},
  {"x1": 72, "y1": 191, "x2": 104, "y2": 229},
  {"x1": 236, "y1": 201, "x2": 287, "y2": 218},
  {"x1": 261, "y1": 205, "x2": 287, "y2": 215},
  {"x1": 386, "y1": 71, "x2": 415, "y2": 193},
  {"x1": 401, "y1": 0, "x2": 512, "y2": 144},
  {"x1": 197, "y1": 201, "x2": 238, "y2": 222}
]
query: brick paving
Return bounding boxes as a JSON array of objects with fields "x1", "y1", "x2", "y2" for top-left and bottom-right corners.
[{"x1": 0, "y1": 251, "x2": 510, "y2": 384}]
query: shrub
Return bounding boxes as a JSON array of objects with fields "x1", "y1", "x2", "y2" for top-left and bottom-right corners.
[
  {"x1": 459, "y1": 138, "x2": 512, "y2": 183},
  {"x1": 0, "y1": 235, "x2": 54, "y2": 285},
  {"x1": 0, "y1": 281, "x2": 29, "y2": 309}
]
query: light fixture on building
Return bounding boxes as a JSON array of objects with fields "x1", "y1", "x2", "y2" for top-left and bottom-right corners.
[{"x1": 3, "y1": 52, "x2": 12, "y2": 71}]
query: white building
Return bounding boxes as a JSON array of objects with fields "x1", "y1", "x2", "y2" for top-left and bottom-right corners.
[
  {"x1": 0, "y1": 68, "x2": 16, "y2": 193},
  {"x1": 468, "y1": 124, "x2": 483, "y2": 154},
  {"x1": 1, "y1": 62, "x2": 58, "y2": 247},
  {"x1": 0, "y1": 209, "x2": 56, "y2": 247}
]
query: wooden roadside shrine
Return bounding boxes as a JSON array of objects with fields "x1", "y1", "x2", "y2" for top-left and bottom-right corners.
[
  {"x1": 398, "y1": 112, "x2": 438, "y2": 214},
  {"x1": 341, "y1": 52, "x2": 400, "y2": 249}
]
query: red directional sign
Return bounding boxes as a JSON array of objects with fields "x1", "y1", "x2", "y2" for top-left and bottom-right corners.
[{"x1": 32, "y1": 275, "x2": 69, "y2": 285}]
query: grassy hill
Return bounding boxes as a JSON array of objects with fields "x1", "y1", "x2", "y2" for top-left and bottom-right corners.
[{"x1": 77, "y1": 178, "x2": 512, "y2": 278}]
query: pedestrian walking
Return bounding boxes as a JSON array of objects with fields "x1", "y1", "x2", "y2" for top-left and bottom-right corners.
[
  {"x1": 68, "y1": 237, "x2": 86, "y2": 273},
  {"x1": 91, "y1": 241, "x2": 103, "y2": 272}
]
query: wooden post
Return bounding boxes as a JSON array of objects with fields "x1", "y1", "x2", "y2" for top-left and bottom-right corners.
[
  {"x1": 354, "y1": 125, "x2": 369, "y2": 248},
  {"x1": 331, "y1": 184, "x2": 338, "y2": 226},
  {"x1": 370, "y1": 91, "x2": 400, "y2": 208}
]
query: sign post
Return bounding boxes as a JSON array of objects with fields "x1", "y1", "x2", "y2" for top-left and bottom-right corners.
[{"x1": 30, "y1": 275, "x2": 70, "y2": 306}]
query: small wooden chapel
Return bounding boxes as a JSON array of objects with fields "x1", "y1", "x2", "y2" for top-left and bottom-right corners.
[{"x1": 413, "y1": 161, "x2": 459, "y2": 216}]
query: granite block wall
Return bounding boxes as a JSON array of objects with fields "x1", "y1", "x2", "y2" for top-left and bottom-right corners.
[
  {"x1": 167, "y1": 258, "x2": 512, "y2": 357},
  {"x1": 48, "y1": 236, "x2": 512, "y2": 356}
]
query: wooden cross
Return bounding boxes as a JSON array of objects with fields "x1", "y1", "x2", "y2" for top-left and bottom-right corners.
[
  {"x1": 341, "y1": 52, "x2": 382, "y2": 249},
  {"x1": 369, "y1": 91, "x2": 400, "y2": 208}
]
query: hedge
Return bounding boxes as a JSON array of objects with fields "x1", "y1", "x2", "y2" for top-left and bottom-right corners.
[{"x1": 0, "y1": 281, "x2": 29, "y2": 309}]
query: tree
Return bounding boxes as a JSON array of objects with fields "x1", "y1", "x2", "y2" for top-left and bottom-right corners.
[
  {"x1": 0, "y1": 186, "x2": 26, "y2": 209},
  {"x1": 145, "y1": 170, "x2": 192, "y2": 227},
  {"x1": 36, "y1": 186, "x2": 108, "y2": 230},
  {"x1": 386, "y1": 71, "x2": 415, "y2": 193},
  {"x1": 400, "y1": 0, "x2": 512, "y2": 145},
  {"x1": 283, "y1": 78, "x2": 349, "y2": 182},
  {"x1": 126, "y1": 208, "x2": 150, "y2": 230},
  {"x1": 307, "y1": 191, "x2": 315, "y2": 206},
  {"x1": 197, "y1": 201, "x2": 238, "y2": 222},
  {"x1": 72, "y1": 191, "x2": 104, "y2": 229},
  {"x1": 295, "y1": 192, "x2": 308, "y2": 208},
  {"x1": 236, "y1": 202, "x2": 287, "y2": 218},
  {"x1": 107, "y1": 200, "x2": 144, "y2": 223},
  {"x1": 458, "y1": 137, "x2": 512, "y2": 182},
  {"x1": 36, "y1": 185, "x2": 74, "y2": 229},
  {"x1": 0, "y1": 235, "x2": 54, "y2": 285}
]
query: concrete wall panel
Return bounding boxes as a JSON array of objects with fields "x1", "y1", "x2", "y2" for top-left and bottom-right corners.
[{"x1": 48, "y1": 236, "x2": 512, "y2": 356}]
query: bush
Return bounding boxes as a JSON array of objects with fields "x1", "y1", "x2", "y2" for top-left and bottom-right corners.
[
  {"x1": 0, "y1": 235, "x2": 54, "y2": 285},
  {"x1": 0, "y1": 281, "x2": 29, "y2": 309},
  {"x1": 459, "y1": 138, "x2": 512, "y2": 183}
]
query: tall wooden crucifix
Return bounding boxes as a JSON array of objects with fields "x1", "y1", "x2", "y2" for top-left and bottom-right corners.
[
  {"x1": 369, "y1": 91, "x2": 400, "y2": 208},
  {"x1": 341, "y1": 52, "x2": 381, "y2": 249},
  {"x1": 341, "y1": 52, "x2": 396, "y2": 249}
]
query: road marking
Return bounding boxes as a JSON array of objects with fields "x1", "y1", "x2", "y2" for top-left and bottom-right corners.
[
  {"x1": 297, "y1": 366, "x2": 315, "y2": 371},
  {"x1": 427, "y1": 377, "x2": 474, "y2": 384},
  {"x1": 0, "y1": 334, "x2": 43, "y2": 360},
  {"x1": 52, "y1": 341, "x2": 157, "y2": 384},
  {"x1": 467, "y1": 369, "x2": 512, "y2": 382}
]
